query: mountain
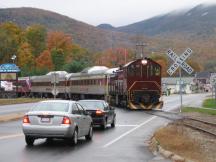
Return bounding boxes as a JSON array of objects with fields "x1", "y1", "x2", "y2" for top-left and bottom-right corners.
[
  {"x1": 97, "y1": 24, "x2": 115, "y2": 30},
  {"x1": 0, "y1": 7, "x2": 132, "y2": 51},
  {"x1": 116, "y1": 4, "x2": 216, "y2": 38},
  {"x1": 0, "y1": 6, "x2": 215, "y2": 70}
]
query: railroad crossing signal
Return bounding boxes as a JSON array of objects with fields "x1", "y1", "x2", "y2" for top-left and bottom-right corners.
[
  {"x1": 166, "y1": 48, "x2": 194, "y2": 76},
  {"x1": 166, "y1": 48, "x2": 194, "y2": 113}
]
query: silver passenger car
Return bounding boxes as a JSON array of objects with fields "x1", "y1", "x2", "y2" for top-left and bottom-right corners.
[{"x1": 22, "y1": 100, "x2": 93, "y2": 146}]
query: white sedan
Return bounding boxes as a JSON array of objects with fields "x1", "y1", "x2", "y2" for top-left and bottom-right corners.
[{"x1": 22, "y1": 100, "x2": 93, "y2": 146}]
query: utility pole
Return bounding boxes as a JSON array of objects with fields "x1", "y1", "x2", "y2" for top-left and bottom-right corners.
[
  {"x1": 54, "y1": 72, "x2": 57, "y2": 99},
  {"x1": 179, "y1": 68, "x2": 182, "y2": 113},
  {"x1": 136, "y1": 43, "x2": 147, "y2": 58}
]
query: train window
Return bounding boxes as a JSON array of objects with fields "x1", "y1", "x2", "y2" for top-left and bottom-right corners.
[
  {"x1": 148, "y1": 64, "x2": 153, "y2": 77},
  {"x1": 135, "y1": 64, "x2": 141, "y2": 76},
  {"x1": 128, "y1": 65, "x2": 135, "y2": 77},
  {"x1": 154, "y1": 65, "x2": 161, "y2": 76}
]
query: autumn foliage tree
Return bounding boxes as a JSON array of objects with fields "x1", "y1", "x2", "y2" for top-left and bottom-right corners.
[
  {"x1": 17, "y1": 42, "x2": 34, "y2": 69},
  {"x1": 47, "y1": 31, "x2": 72, "y2": 55},
  {"x1": 36, "y1": 50, "x2": 53, "y2": 71},
  {"x1": 94, "y1": 48, "x2": 133, "y2": 67}
]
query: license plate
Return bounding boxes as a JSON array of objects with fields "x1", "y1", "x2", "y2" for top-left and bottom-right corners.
[{"x1": 41, "y1": 117, "x2": 50, "y2": 123}]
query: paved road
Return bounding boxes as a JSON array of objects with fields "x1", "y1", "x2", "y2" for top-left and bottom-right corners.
[
  {"x1": 0, "y1": 93, "x2": 209, "y2": 162},
  {"x1": 0, "y1": 93, "x2": 209, "y2": 116},
  {"x1": 0, "y1": 103, "x2": 36, "y2": 115}
]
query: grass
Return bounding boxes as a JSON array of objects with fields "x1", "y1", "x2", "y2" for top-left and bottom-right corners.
[
  {"x1": 182, "y1": 98, "x2": 216, "y2": 115},
  {"x1": 154, "y1": 125, "x2": 205, "y2": 162},
  {"x1": 182, "y1": 107, "x2": 216, "y2": 115},
  {"x1": 0, "y1": 98, "x2": 44, "y2": 106},
  {"x1": 203, "y1": 98, "x2": 216, "y2": 109}
]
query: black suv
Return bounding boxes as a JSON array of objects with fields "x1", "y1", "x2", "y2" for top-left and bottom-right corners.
[{"x1": 78, "y1": 100, "x2": 116, "y2": 129}]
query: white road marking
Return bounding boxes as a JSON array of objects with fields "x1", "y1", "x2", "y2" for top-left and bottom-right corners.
[
  {"x1": 0, "y1": 133, "x2": 23, "y2": 140},
  {"x1": 116, "y1": 124, "x2": 139, "y2": 127},
  {"x1": 103, "y1": 116, "x2": 157, "y2": 148}
]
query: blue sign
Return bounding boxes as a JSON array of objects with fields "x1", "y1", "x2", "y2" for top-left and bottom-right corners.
[{"x1": 0, "y1": 63, "x2": 20, "y2": 73}]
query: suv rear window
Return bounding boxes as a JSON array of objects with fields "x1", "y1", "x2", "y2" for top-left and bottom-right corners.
[{"x1": 78, "y1": 101, "x2": 104, "y2": 110}]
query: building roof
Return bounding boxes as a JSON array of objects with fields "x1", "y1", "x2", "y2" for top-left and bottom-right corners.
[
  {"x1": 81, "y1": 66, "x2": 109, "y2": 74},
  {"x1": 195, "y1": 71, "x2": 211, "y2": 79},
  {"x1": 46, "y1": 71, "x2": 68, "y2": 76},
  {"x1": 162, "y1": 77, "x2": 194, "y2": 85},
  {"x1": 105, "y1": 68, "x2": 119, "y2": 74}
]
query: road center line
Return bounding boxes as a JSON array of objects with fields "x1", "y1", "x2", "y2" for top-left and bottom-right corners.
[
  {"x1": 103, "y1": 116, "x2": 157, "y2": 148},
  {"x1": 0, "y1": 133, "x2": 23, "y2": 140}
]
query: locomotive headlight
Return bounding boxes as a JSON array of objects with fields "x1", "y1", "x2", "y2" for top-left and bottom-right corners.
[{"x1": 141, "y1": 59, "x2": 148, "y2": 65}]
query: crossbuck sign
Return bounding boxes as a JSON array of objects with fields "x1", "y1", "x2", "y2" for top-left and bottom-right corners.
[{"x1": 166, "y1": 48, "x2": 194, "y2": 76}]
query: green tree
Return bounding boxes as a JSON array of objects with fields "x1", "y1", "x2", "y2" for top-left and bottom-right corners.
[
  {"x1": 0, "y1": 22, "x2": 22, "y2": 64},
  {"x1": 204, "y1": 60, "x2": 216, "y2": 72},
  {"x1": 51, "y1": 49, "x2": 65, "y2": 70},
  {"x1": 25, "y1": 24, "x2": 47, "y2": 57},
  {"x1": 63, "y1": 60, "x2": 89, "y2": 73}
]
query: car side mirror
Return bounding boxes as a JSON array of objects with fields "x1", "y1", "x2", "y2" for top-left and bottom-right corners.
[{"x1": 84, "y1": 111, "x2": 90, "y2": 116}]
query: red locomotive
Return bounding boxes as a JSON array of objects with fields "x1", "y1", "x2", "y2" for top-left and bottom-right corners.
[{"x1": 108, "y1": 58, "x2": 163, "y2": 109}]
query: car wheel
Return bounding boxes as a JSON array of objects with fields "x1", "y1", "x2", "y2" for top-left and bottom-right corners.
[
  {"x1": 111, "y1": 116, "x2": 116, "y2": 128},
  {"x1": 85, "y1": 125, "x2": 93, "y2": 140},
  {"x1": 101, "y1": 119, "x2": 107, "y2": 130},
  {"x1": 72, "y1": 129, "x2": 78, "y2": 145},
  {"x1": 25, "y1": 136, "x2": 34, "y2": 146}
]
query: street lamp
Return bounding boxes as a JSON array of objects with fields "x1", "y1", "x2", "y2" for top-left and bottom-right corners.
[{"x1": 11, "y1": 55, "x2": 16, "y2": 63}]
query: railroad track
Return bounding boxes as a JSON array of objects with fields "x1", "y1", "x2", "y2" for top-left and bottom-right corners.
[
  {"x1": 144, "y1": 110, "x2": 183, "y2": 121},
  {"x1": 182, "y1": 117, "x2": 216, "y2": 137},
  {"x1": 145, "y1": 110, "x2": 216, "y2": 137}
]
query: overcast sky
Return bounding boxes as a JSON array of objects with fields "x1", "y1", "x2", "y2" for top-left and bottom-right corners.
[{"x1": 0, "y1": 0, "x2": 216, "y2": 26}]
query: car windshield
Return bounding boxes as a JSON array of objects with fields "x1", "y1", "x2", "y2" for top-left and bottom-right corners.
[
  {"x1": 32, "y1": 102, "x2": 69, "y2": 112},
  {"x1": 78, "y1": 101, "x2": 104, "y2": 110}
]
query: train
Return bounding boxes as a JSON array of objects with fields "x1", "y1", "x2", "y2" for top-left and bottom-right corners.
[{"x1": 8, "y1": 58, "x2": 163, "y2": 110}]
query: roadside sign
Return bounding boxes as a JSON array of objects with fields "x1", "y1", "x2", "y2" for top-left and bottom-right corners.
[
  {"x1": 166, "y1": 48, "x2": 194, "y2": 76},
  {"x1": 1, "y1": 81, "x2": 13, "y2": 91},
  {"x1": 210, "y1": 73, "x2": 216, "y2": 85},
  {"x1": 52, "y1": 89, "x2": 59, "y2": 96}
]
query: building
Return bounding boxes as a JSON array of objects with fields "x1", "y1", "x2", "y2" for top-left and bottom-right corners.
[
  {"x1": 162, "y1": 77, "x2": 195, "y2": 94},
  {"x1": 194, "y1": 72, "x2": 212, "y2": 92}
]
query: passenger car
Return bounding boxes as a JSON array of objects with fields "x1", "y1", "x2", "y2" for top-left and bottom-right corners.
[
  {"x1": 78, "y1": 100, "x2": 116, "y2": 129},
  {"x1": 22, "y1": 100, "x2": 93, "y2": 146}
]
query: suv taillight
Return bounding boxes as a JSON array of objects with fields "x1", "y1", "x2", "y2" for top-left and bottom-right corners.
[
  {"x1": 23, "y1": 115, "x2": 30, "y2": 124},
  {"x1": 62, "y1": 116, "x2": 71, "y2": 125}
]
